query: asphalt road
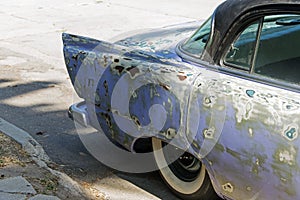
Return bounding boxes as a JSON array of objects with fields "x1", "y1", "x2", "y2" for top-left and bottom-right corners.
[{"x1": 0, "y1": 0, "x2": 223, "y2": 199}]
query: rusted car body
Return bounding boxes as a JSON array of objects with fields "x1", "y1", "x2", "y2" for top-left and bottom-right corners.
[{"x1": 63, "y1": 0, "x2": 300, "y2": 199}]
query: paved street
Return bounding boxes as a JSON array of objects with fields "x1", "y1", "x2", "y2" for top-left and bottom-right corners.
[{"x1": 0, "y1": 0, "x2": 223, "y2": 199}]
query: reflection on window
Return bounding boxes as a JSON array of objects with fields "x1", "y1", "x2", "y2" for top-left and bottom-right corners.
[
  {"x1": 254, "y1": 14, "x2": 300, "y2": 84},
  {"x1": 224, "y1": 21, "x2": 259, "y2": 70},
  {"x1": 181, "y1": 17, "x2": 212, "y2": 56}
]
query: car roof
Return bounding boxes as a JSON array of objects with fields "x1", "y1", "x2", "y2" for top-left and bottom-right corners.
[
  {"x1": 215, "y1": 0, "x2": 300, "y2": 29},
  {"x1": 204, "y1": 0, "x2": 300, "y2": 62}
]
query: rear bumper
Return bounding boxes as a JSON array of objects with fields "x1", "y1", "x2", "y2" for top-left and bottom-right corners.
[{"x1": 68, "y1": 102, "x2": 89, "y2": 127}]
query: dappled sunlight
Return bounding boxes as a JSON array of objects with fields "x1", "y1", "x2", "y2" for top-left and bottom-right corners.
[{"x1": 0, "y1": 79, "x2": 65, "y2": 109}]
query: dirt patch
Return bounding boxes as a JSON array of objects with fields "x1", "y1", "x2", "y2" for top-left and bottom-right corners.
[{"x1": 0, "y1": 132, "x2": 83, "y2": 199}]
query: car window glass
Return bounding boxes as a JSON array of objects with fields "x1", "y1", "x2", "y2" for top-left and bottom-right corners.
[
  {"x1": 181, "y1": 17, "x2": 212, "y2": 56},
  {"x1": 254, "y1": 14, "x2": 300, "y2": 84},
  {"x1": 224, "y1": 21, "x2": 260, "y2": 70}
]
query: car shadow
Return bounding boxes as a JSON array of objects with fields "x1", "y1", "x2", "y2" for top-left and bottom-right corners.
[{"x1": 0, "y1": 78, "x2": 195, "y2": 200}]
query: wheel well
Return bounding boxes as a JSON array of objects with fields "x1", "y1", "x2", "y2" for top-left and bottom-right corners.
[{"x1": 132, "y1": 137, "x2": 153, "y2": 153}]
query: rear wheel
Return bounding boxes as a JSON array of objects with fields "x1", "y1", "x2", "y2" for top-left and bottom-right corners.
[{"x1": 152, "y1": 138, "x2": 219, "y2": 200}]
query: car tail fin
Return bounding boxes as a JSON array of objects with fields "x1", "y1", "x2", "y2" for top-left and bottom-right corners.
[
  {"x1": 62, "y1": 33, "x2": 122, "y2": 98},
  {"x1": 62, "y1": 33, "x2": 172, "y2": 99}
]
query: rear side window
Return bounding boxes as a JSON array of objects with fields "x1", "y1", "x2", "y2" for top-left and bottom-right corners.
[
  {"x1": 224, "y1": 21, "x2": 260, "y2": 70},
  {"x1": 224, "y1": 14, "x2": 300, "y2": 85},
  {"x1": 254, "y1": 14, "x2": 300, "y2": 84}
]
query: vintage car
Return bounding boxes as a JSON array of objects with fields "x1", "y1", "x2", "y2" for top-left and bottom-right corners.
[{"x1": 63, "y1": 0, "x2": 300, "y2": 199}]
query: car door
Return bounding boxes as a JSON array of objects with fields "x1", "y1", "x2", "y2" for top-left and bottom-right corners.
[{"x1": 186, "y1": 13, "x2": 300, "y2": 200}]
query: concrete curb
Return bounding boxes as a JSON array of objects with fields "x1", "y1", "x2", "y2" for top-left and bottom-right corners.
[{"x1": 0, "y1": 117, "x2": 87, "y2": 199}]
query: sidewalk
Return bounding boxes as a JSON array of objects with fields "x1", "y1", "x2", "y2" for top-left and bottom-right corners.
[
  {"x1": 0, "y1": 116, "x2": 103, "y2": 200},
  {"x1": 0, "y1": 176, "x2": 58, "y2": 200}
]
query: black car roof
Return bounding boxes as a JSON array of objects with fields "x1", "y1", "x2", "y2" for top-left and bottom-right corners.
[
  {"x1": 215, "y1": 0, "x2": 300, "y2": 31},
  {"x1": 204, "y1": 0, "x2": 300, "y2": 62}
]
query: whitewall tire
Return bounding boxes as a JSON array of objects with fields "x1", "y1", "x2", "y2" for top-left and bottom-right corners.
[{"x1": 152, "y1": 137, "x2": 219, "y2": 200}]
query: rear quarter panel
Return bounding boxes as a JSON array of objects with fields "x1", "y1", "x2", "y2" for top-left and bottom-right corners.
[
  {"x1": 63, "y1": 33, "x2": 201, "y2": 151},
  {"x1": 188, "y1": 69, "x2": 300, "y2": 199}
]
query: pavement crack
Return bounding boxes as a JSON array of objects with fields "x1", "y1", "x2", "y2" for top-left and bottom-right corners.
[
  {"x1": 0, "y1": 190, "x2": 24, "y2": 194},
  {"x1": 9, "y1": 13, "x2": 40, "y2": 23},
  {"x1": 108, "y1": 2, "x2": 196, "y2": 20}
]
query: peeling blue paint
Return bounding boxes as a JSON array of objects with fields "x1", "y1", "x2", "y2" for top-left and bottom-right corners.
[{"x1": 246, "y1": 90, "x2": 255, "y2": 98}]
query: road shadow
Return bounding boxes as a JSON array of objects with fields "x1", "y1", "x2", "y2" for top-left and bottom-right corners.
[{"x1": 0, "y1": 78, "x2": 185, "y2": 200}]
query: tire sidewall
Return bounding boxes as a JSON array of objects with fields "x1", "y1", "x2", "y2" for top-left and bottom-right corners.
[{"x1": 152, "y1": 138, "x2": 207, "y2": 195}]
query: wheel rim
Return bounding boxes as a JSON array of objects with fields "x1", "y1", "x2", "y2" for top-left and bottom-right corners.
[
  {"x1": 163, "y1": 142, "x2": 201, "y2": 182},
  {"x1": 152, "y1": 138, "x2": 206, "y2": 195}
]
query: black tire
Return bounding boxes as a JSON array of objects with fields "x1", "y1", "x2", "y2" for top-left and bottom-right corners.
[{"x1": 152, "y1": 138, "x2": 219, "y2": 200}]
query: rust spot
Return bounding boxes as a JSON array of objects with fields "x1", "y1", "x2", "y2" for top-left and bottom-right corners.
[
  {"x1": 165, "y1": 128, "x2": 176, "y2": 139},
  {"x1": 103, "y1": 55, "x2": 108, "y2": 63},
  {"x1": 36, "y1": 131, "x2": 46, "y2": 136},
  {"x1": 72, "y1": 54, "x2": 79, "y2": 61},
  {"x1": 132, "y1": 116, "x2": 141, "y2": 126},
  {"x1": 203, "y1": 128, "x2": 215, "y2": 139},
  {"x1": 88, "y1": 79, "x2": 94, "y2": 87},
  {"x1": 249, "y1": 128, "x2": 254, "y2": 137},
  {"x1": 115, "y1": 65, "x2": 125, "y2": 74},
  {"x1": 159, "y1": 83, "x2": 170, "y2": 91},
  {"x1": 276, "y1": 147, "x2": 296, "y2": 166},
  {"x1": 285, "y1": 104, "x2": 292, "y2": 110},
  {"x1": 103, "y1": 80, "x2": 108, "y2": 96},
  {"x1": 127, "y1": 66, "x2": 140, "y2": 77},
  {"x1": 103, "y1": 113, "x2": 112, "y2": 128},
  {"x1": 177, "y1": 75, "x2": 187, "y2": 81},
  {"x1": 222, "y1": 183, "x2": 234, "y2": 193},
  {"x1": 192, "y1": 140, "x2": 200, "y2": 150},
  {"x1": 203, "y1": 96, "x2": 217, "y2": 107},
  {"x1": 283, "y1": 125, "x2": 298, "y2": 141},
  {"x1": 95, "y1": 92, "x2": 101, "y2": 106},
  {"x1": 246, "y1": 90, "x2": 255, "y2": 98},
  {"x1": 103, "y1": 55, "x2": 109, "y2": 67}
]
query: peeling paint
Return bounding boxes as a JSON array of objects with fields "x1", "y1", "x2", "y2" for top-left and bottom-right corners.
[
  {"x1": 246, "y1": 90, "x2": 255, "y2": 98},
  {"x1": 203, "y1": 96, "x2": 217, "y2": 108},
  {"x1": 276, "y1": 147, "x2": 297, "y2": 166},
  {"x1": 103, "y1": 80, "x2": 108, "y2": 96},
  {"x1": 159, "y1": 82, "x2": 171, "y2": 91},
  {"x1": 283, "y1": 124, "x2": 298, "y2": 141},
  {"x1": 126, "y1": 66, "x2": 140, "y2": 78},
  {"x1": 248, "y1": 128, "x2": 254, "y2": 137},
  {"x1": 165, "y1": 128, "x2": 177, "y2": 139},
  {"x1": 203, "y1": 127, "x2": 215, "y2": 139},
  {"x1": 222, "y1": 183, "x2": 234, "y2": 193}
]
